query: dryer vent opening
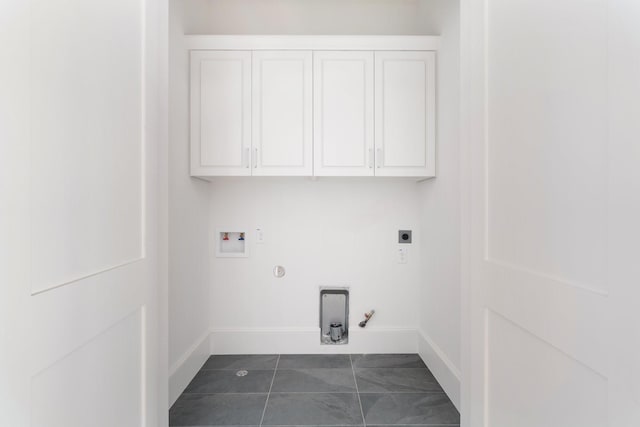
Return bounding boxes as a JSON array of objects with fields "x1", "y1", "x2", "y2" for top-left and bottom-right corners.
[{"x1": 320, "y1": 288, "x2": 349, "y2": 345}]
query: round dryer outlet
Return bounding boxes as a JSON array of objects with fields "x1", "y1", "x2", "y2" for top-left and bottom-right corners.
[{"x1": 273, "y1": 265, "x2": 286, "y2": 278}]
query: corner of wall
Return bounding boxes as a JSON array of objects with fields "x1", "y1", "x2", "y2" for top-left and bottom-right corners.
[
  {"x1": 169, "y1": 331, "x2": 211, "y2": 406},
  {"x1": 417, "y1": 328, "x2": 461, "y2": 411},
  {"x1": 168, "y1": 0, "x2": 213, "y2": 407}
]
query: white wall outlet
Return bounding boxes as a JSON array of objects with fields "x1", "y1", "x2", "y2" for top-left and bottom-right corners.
[
  {"x1": 397, "y1": 247, "x2": 408, "y2": 264},
  {"x1": 256, "y1": 227, "x2": 265, "y2": 244}
]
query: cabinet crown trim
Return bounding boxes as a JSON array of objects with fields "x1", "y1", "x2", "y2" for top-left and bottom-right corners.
[{"x1": 184, "y1": 35, "x2": 441, "y2": 51}]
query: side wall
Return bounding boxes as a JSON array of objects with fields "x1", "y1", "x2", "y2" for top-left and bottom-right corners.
[
  {"x1": 168, "y1": 0, "x2": 212, "y2": 406},
  {"x1": 417, "y1": 0, "x2": 462, "y2": 410}
]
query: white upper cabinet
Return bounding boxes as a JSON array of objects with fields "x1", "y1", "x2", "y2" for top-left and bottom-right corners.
[
  {"x1": 187, "y1": 37, "x2": 439, "y2": 179},
  {"x1": 313, "y1": 51, "x2": 374, "y2": 176},
  {"x1": 190, "y1": 50, "x2": 251, "y2": 176},
  {"x1": 252, "y1": 51, "x2": 313, "y2": 176},
  {"x1": 374, "y1": 51, "x2": 436, "y2": 177}
]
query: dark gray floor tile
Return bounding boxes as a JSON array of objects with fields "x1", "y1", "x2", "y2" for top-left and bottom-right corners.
[
  {"x1": 277, "y1": 354, "x2": 352, "y2": 369},
  {"x1": 262, "y1": 393, "x2": 363, "y2": 426},
  {"x1": 351, "y1": 354, "x2": 426, "y2": 369},
  {"x1": 355, "y1": 368, "x2": 443, "y2": 393},
  {"x1": 184, "y1": 369, "x2": 274, "y2": 394},
  {"x1": 360, "y1": 393, "x2": 459, "y2": 425},
  {"x1": 202, "y1": 354, "x2": 278, "y2": 370},
  {"x1": 169, "y1": 393, "x2": 267, "y2": 426},
  {"x1": 271, "y1": 368, "x2": 356, "y2": 392}
]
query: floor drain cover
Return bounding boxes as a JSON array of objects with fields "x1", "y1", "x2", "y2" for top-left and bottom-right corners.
[{"x1": 236, "y1": 370, "x2": 248, "y2": 377}]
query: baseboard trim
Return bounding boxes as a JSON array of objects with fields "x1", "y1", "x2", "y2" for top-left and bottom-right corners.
[
  {"x1": 169, "y1": 331, "x2": 210, "y2": 406},
  {"x1": 417, "y1": 330, "x2": 461, "y2": 411},
  {"x1": 209, "y1": 327, "x2": 418, "y2": 355}
]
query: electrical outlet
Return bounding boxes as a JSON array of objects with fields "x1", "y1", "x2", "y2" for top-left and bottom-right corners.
[
  {"x1": 398, "y1": 230, "x2": 412, "y2": 244},
  {"x1": 256, "y1": 227, "x2": 265, "y2": 244},
  {"x1": 397, "y1": 247, "x2": 408, "y2": 264}
]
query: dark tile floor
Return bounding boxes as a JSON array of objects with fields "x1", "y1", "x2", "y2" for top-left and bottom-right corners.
[{"x1": 170, "y1": 354, "x2": 460, "y2": 427}]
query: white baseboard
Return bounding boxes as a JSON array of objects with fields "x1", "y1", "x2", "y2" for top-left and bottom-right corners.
[
  {"x1": 209, "y1": 327, "x2": 418, "y2": 355},
  {"x1": 417, "y1": 330, "x2": 461, "y2": 411},
  {"x1": 169, "y1": 331, "x2": 210, "y2": 406}
]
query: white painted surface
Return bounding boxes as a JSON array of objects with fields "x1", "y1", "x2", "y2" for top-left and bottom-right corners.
[
  {"x1": 416, "y1": 0, "x2": 461, "y2": 407},
  {"x1": 487, "y1": 0, "x2": 607, "y2": 294},
  {"x1": 375, "y1": 51, "x2": 436, "y2": 177},
  {"x1": 607, "y1": 1, "x2": 640, "y2": 422},
  {"x1": 211, "y1": 328, "x2": 418, "y2": 355},
  {"x1": 418, "y1": 331, "x2": 461, "y2": 410},
  {"x1": 487, "y1": 311, "x2": 607, "y2": 427},
  {"x1": 169, "y1": 330, "x2": 210, "y2": 406},
  {"x1": 31, "y1": 0, "x2": 143, "y2": 292},
  {"x1": 461, "y1": 0, "x2": 640, "y2": 426},
  {"x1": 208, "y1": 178, "x2": 422, "y2": 340},
  {"x1": 314, "y1": 51, "x2": 374, "y2": 176},
  {"x1": 189, "y1": 42, "x2": 438, "y2": 178},
  {"x1": 183, "y1": 0, "x2": 442, "y2": 35},
  {"x1": 32, "y1": 311, "x2": 144, "y2": 427},
  {"x1": 184, "y1": 35, "x2": 442, "y2": 51},
  {"x1": 0, "y1": 3, "x2": 30, "y2": 423},
  {"x1": 169, "y1": 0, "x2": 212, "y2": 406},
  {"x1": 191, "y1": 50, "x2": 251, "y2": 176},
  {"x1": 0, "y1": 0, "x2": 167, "y2": 425},
  {"x1": 252, "y1": 51, "x2": 313, "y2": 176}
]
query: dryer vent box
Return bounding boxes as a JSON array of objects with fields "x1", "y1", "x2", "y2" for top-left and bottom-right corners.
[{"x1": 319, "y1": 288, "x2": 349, "y2": 345}]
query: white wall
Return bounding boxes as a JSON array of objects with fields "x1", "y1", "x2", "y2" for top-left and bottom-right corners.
[
  {"x1": 184, "y1": 0, "x2": 434, "y2": 35},
  {"x1": 208, "y1": 178, "x2": 422, "y2": 353},
  {"x1": 416, "y1": 0, "x2": 462, "y2": 409},
  {"x1": 168, "y1": 0, "x2": 212, "y2": 405}
]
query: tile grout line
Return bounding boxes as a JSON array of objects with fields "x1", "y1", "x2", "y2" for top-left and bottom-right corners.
[
  {"x1": 171, "y1": 425, "x2": 458, "y2": 427},
  {"x1": 259, "y1": 354, "x2": 280, "y2": 427},
  {"x1": 349, "y1": 354, "x2": 367, "y2": 427},
  {"x1": 200, "y1": 366, "x2": 430, "y2": 372},
  {"x1": 181, "y1": 391, "x2": 448, "y2": 395}
]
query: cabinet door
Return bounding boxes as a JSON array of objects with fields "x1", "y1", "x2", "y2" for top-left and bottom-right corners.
[
  {"x1": 313, "y1": 51, "x2": 374, "y2": 176},
  {"x1": 190, "y1": 51, "x2": 251, "y2": 176},
  {"x1": 252, "y1": 51, "x2": 313, "y2": 176},
  {"x1": 374, "y1": 51, "x2": 436, "y2": 177}
]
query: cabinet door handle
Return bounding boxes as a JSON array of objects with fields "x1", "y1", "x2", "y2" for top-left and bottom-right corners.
[
  {"x1": 253, "y1": 147, "x2": 258, "y2": 168},
  {"x1": 368, "y1": 148, "x2": 374, "y2": 168},
  {"x1": 376, "y1": 148, "x2": 382, "y2": 168},
  {"x1": 244, "y1": 147, "x2": 250, "y2": 168}
]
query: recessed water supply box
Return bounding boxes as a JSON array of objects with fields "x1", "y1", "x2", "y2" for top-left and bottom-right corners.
[
  {"x1": 319, "y1": 288, "x2": 349, "y2": 345},
  {"x1": 215, "y1": 229, "x2": 248, "y2": 258}
]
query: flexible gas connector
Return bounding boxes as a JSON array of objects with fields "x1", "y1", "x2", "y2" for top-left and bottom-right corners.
[{"x1": 359, "y1": 310, "x2": 375, "y2": 328}]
